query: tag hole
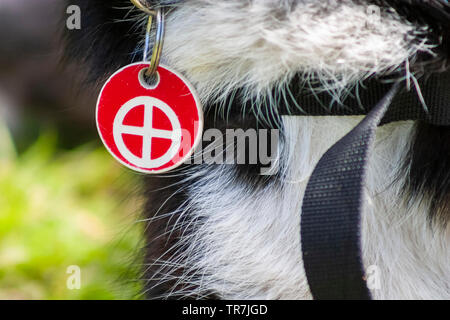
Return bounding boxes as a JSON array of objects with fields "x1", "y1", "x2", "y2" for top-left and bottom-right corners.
[{"x1": 139, "y1": 68, "x2": 160, "y2": 89}]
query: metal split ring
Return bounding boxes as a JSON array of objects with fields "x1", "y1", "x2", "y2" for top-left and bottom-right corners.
[
  {"x1": 130, "y1": 0, "x2": 156, "y2": 15},
  {"x1": 130, "y1": 0, "x2": 165, "y2": 78}
]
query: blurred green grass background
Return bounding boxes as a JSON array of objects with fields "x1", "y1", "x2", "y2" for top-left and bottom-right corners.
[{"x1": 0, "y1": 122, "x2": 145, "y2": 300}]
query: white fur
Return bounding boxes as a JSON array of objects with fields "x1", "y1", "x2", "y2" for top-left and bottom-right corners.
[
  {"x1": 146, "y1": 117, "x2": 450, "y2": 299},
  {"x1": 162, "y1": 0, "x2": 434, "y2": 104}
]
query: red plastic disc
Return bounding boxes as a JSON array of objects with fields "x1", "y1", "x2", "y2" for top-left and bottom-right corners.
[{"x1": 96, "y1": 63, "x2": 203, "y2": 174}]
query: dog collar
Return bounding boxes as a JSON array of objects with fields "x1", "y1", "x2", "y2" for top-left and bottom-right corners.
[
  {"x1": 282, "y1": 73, "x2": 450, "y2": 126},
  {"x1": 216, "y1": 72, "x2": 450, "y2": 126}
]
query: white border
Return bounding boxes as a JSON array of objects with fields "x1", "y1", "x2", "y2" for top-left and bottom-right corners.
[{"x1": 96, "y1": 62, "x2": 204, "y2": 175}]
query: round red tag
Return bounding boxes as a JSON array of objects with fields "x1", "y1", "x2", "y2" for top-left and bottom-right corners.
[{"x1": 96, "y1": 63, "x2": 203, "y2": 174}]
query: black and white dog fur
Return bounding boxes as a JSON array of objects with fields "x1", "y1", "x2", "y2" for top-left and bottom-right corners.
[{"x1": 67, "y1": 0, "x2": 450, "y2": 299}]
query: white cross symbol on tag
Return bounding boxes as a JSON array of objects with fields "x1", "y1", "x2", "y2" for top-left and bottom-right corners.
[{"x1": 113, "y1": 96, "x2": 182, "y2": 169}]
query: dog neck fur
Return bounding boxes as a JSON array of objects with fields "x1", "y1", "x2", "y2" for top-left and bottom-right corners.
[{"x1": 161, "y1": 0, "x2": 433, "y2": 106}]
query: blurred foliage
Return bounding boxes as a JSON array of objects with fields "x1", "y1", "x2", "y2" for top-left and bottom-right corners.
[{"x1": 0, "y1": 123, "x2": 145, "y2": 300}]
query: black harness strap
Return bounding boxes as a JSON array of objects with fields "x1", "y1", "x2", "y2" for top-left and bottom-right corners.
[
  {"x1": 300, "y1": 83, "x2": 400, "y2": 300},
  {"x1": 287, "y1": 73, "x2": 450, "y2": 300},
  {"x1": 220, "y1": 72, "x2": 450, "y2": 126},
  {"x1": 297, "y1": 71, "x2": 450, "y2": 299},
  {"x1": 277, "y1": 72, "x2": 450, "y2": 126}
]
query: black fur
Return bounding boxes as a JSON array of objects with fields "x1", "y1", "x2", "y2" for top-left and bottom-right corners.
[
  {"x1": 65, "y1": 1, "x2": 139, "y2": 82},
  {"x1": 380, "y1": 0, "x2": 450, "y2": 72},
  {"x1": 64, "y1": 0, "x2": 181, "y2": 83},
  {"x1": 403, "y1": 122, "x2": 450, "y2": 225}
]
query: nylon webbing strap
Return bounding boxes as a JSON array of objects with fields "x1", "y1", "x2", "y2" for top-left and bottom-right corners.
[
  {"x1": 217, "y1": 72, "x2": 450, "y2": 126},
  {"x1": 300, "y1": 83, "x2": 401, "y2": 300},
  {"x1": 278, "y1": 72, "x2": 450, "y2": 126}
]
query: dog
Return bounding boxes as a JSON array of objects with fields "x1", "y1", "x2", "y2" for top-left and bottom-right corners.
[{"x1": 66, "y1": 0, "x2": 450, "y2": 299}]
